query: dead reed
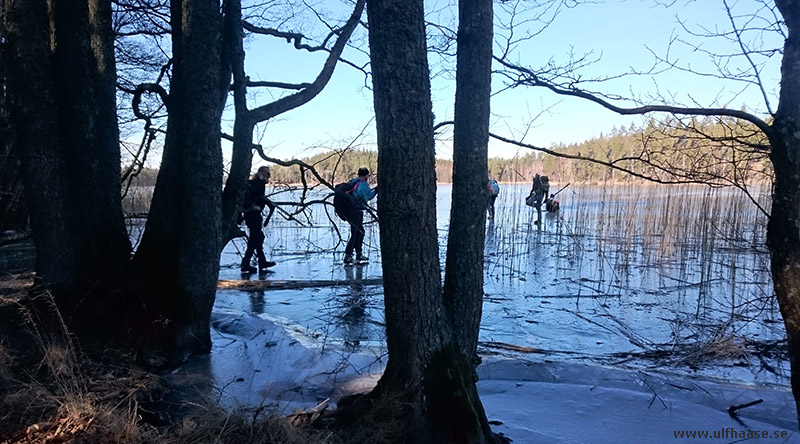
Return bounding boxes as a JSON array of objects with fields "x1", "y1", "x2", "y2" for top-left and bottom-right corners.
[
  {"x1": 492, "y1": 182, "x2": 781, "y2": 371},
  {"x1": 0, "y1": 287, "x2": 357, "y2": 444}
]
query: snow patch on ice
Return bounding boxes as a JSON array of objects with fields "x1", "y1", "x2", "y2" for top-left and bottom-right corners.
[{"x1": 180, "y1": 311, "x2": 798, "y2": 443}]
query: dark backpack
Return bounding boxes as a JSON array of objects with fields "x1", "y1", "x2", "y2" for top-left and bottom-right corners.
[
  {"x1": 333, "y1": 180, "x2": 362, "y2": 221},
  {"x1": 540, "y1": 176, "x2": 550, "y2": 195}
]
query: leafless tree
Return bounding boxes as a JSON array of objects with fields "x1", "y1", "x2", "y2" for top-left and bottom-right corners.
[
  {"x1": 493, "y1": 0, "x2": 800, "y2": 427},
  {"x1": 328, "y1": 0, "x2": 504, "y2": 441}
]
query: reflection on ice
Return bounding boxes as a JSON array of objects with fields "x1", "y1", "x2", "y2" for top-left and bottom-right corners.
[{"x1": 198, "y1": 311, "x2": 386, "y2": 413}]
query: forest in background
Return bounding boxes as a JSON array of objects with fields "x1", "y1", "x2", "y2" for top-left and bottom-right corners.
[
  {"x1": 265, "y1": 116, "x2": 772, "y2": 186},
  {"x1": 74, "y1": 114, "x2": 778, "y2": 221},
  {"x1": 120, "y1": 113, "x2": 773, "y2": 191}
]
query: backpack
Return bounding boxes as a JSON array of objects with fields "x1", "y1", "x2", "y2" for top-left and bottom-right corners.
[
  {"x1": 488, "y1": 180, "x2": 500, "y2": 196},
  {"x1": 525, "y1": 195, "x2": 536, "y2": 207},
  {"x1": 333, "y1": 179, "x2": 362, "y2": 221},
  {"x1": 546, "y1": 196, "x2": 560, "y2": 212},
  {"x1": 539, "y1": 176, "x2": 550, "y2": 195}
]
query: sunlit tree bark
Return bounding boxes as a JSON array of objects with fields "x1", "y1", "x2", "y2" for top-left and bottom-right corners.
[
  {"x1": 767, "y1": 0, "x2": 800, "y2": 426},
  {"x1": 443, "y1": 0, "x2": 494, "y2": 361}
]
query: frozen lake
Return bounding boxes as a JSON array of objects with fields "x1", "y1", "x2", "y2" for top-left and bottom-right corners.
[{"x1": 212, "y1": 183, "x2": 787, "y2": 386}]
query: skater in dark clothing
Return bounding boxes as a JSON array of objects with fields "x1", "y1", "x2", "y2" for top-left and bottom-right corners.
[
  {"x1": 241, "y1": 166, "x2": 276, "y2": 273},
  {"x1": 487, "y1": 178, "x2": 500, "y2": 219},
  {"x1": 527, "y1": 173, "x2": 550, "y2": 225},
  {"x1": 343, "y1": 167, "x2": 377, "y2": 265}
]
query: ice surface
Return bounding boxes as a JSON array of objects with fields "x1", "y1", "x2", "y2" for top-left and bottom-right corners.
[
  {"x1": 170, "y1": 310, "x2": 797, "y2": 443},
  {"x1": 194, "y1": 184, "x2": 797, "y2": 442}
]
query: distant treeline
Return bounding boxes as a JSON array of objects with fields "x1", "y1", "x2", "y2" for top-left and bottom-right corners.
[
  {"x1": 270, "y1": 117, "x2": 771, "y2": 185},
  {"x1": 121, "y1": 167, "x2": 160, "y2": 187},
  {"x1": 270, "y1": 150, "x2": 380, "y2": 185},
  {"x1": 265, "y1": 148, "x2": 540, "y2": 185},
  {"x1": 126, "y1": 117, "x2": 772, "y2": 189},
  {"x1": 534, "y1": 116, "x2": 772, "y2": 185}
]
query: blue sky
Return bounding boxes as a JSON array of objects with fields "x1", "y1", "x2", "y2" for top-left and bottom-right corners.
[{"x1": 229, "y1": 0, "x2": 783, "y2": 164}]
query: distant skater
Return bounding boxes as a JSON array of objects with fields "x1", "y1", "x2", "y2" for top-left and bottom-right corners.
[
  {"x1": 487, "y1": 178, "x2": 500, "y2": 220},
  {"x1": 527, "y1": 173, "x2": 550, "y2": 224},
  {"x1": 342, "y1": 167, "x2": 377, "y2": 266},
  {"x1": 241, "y1": 166, "x2": 276, "y2": 273}
]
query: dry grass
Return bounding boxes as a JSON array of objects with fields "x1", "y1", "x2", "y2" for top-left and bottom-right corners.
[
  {"x1": 679, "y1": 335, "x2": 749, "y2": 364},
  {"x1": 0, "y1": 273, "x2": 34, "y2": 299},
  {"x1": 668, "y1": 322, "x2": 751, "y2": 368},
  {"x1": 0, "y1": 256, "x2": 399, "y2": 444},
  {"x1": 0, "y1": 288, "x2": 373, "y2": 444},
  {"x1": 166, "y1": 408, "x2": 332, "y2": 444},
  {"x1": 0, "y1": 285, "x2": 154, "y2": 444}
]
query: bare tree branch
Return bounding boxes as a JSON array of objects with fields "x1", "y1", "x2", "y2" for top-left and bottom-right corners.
[
  {"x1": 130, "y1": 82, "x2": 169, "y2": 117},
  {"x1": 245, "y1": 80, "x2": 311, "y2": 89},
  {"x1": 248, "y1": 0, "x2": 366, "y2": 123},
  {"x1": 242, "y1": 19, "x2": 368, "y2": 75},
  {"x1": 493, "y1": 56, "x2": 775, "y2": 138}
]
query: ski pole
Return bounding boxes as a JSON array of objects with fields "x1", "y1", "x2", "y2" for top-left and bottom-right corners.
[{"x1": 552, "y1": 183, "x2": 570, "y2": 197}]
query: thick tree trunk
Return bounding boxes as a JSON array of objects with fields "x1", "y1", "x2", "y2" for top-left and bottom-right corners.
[
  {"x1": 767, "y1": 146, "x2": 800, "y2": 427},
  {"x1": 366, "y1": 0, "x2": 499, "y2": 442},
  {"x1": 369, "y1": 0, "x2": 447, "y2": 386},
  {"x1": 4, "y1": 0, "x2": 131, "y2": 334},
  {"x1": 443, "y1": 0, "x2": 493, "y2": 362},
  {"x1": 4, "y1": 0, "x2": 73, "y2": 283},
  {"x1": 436, "y1": 0, "x2": 498, "y2": 440},
  {"x1": 768, "y1": 0, "x2": 800, "y2": 426},
  {"x1": 220, "y1": 0, "x2": 253, "y2": 244},
  {"x1": 0, "y1": 17, "x2": 26, "y2": 232},
  {"x1": 133, "y1": 0, "x2": 230, "y2": 361}
]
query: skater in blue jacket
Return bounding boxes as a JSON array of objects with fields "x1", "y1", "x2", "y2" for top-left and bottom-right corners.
[
  {"x1": 487, "y1": 178, "x2": 500, "y2": 219},
  {"x1": 343, "y1": 167, "x2": 377, "y2": 265}
]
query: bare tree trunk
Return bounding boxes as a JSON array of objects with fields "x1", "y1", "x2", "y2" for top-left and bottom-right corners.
[
  {"x1": 219, "y1": 0, "x2": 364, "y2": 244},
  {"x1": 5, "y1": 0, "x2": 73, "y2": 283},
  {"x1": 364, "y1": 0, "x2": 500, "y2": 441},
  {"x1": 369, "y1": 0, "x2": 447, "y2": 390},
  {"x1": 133, "y1": 0, "x2": 230, "y2": 360},
  {"x1": 443, "y1": 0, "x2": 493, "y2": 362},
  {"x1": 767, "y1": 0, "x2": 800, "y2": 425},
  {"x1": 768, "y1": 139, "x2": 800, "y2": 427},
  {"x1": 221, "y1": 117, "x2": 255, "y2": 243},
  {"x1": 4, "y1": 0, "x2": 131, "y2": 334},
  {"x1": 0, "y1": 10, "x2": 26, "y2": 233},
  {"x1": 220, "y1": 0, "x2": 254, "y2": 243}
]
